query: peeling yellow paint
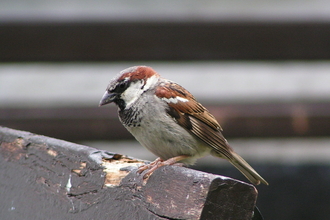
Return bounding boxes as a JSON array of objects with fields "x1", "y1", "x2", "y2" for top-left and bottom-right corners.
[
  {"x1": 47, "y1": 149, "x2": 58, "y2": 157},
  {"x1": 72, "y1": 162, "x2": 88, "y2": 175},
  {"x1": 102, "y1": 157, "x2": 143, "y2": 187}
]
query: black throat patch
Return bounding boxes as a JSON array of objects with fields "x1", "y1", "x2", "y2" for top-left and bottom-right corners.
[{"x1": 119, "y1": 107, "x2": 142, "y2": 127}]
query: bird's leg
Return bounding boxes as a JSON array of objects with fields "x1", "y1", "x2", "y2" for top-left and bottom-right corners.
[
  {"x1": 138, "y1": 155, "x2": 190, "y2": 179},
  {"x1": 137, "y1": 157, "x2": 163, "y2": 174}
]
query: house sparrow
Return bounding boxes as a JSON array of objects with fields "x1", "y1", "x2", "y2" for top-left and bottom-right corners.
[{"x1": 99, "y1": 66, "x2": 268, "y2": 185}]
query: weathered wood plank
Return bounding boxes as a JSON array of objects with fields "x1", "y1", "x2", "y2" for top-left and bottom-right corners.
[
  {"x1": 1, "y1": 22, "x2": 330, "y2": 61},
  {"x1": 1, "y1": 102, "x2": 330, "y2": 141},
  {"x1": 0, "y1": 126, "x2": 259, "y2": 220}
]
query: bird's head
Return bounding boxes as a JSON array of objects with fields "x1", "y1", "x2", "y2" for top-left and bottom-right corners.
[{"x1": 99, "y1": 66, "x2": 160, "y2": 110}]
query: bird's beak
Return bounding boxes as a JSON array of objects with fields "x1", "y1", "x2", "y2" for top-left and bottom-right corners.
[{"x1": 99, "y1": 91, "x2": 117, "y2": 106}]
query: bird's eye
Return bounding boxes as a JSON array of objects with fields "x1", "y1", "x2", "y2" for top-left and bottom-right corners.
[{"x1": 114, "y1": 81, "x2": 129, "y2": 93}]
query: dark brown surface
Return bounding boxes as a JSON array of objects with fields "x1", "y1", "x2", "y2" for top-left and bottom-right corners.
[
  {"x1": 0, "y1": 126, "x2": 258, "y2": 220},
  {"x1": 1, "y1": 21, "x2": 330, "y2": 61},
  {"x1": 1, "y1": 102, "x2": 329, "y2": 142}
]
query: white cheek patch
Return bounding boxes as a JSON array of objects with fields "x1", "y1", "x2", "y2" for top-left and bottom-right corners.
[
  {"x1": 121, "y1": 80, "x2": 144, "y2": 107},
  {"x1": 143, "y1": 75, "x2": 159, "y2": 91},
  {"x1": 121, "y1": 75, "x2": 159, "y2": 108},
  {"x1": 162, "y1": 96, "x2": 189, "y2": 104}
]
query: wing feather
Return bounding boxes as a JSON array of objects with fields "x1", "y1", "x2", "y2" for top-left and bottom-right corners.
[
  {"x1": 155, "y1": 81, "x2": 269, "y2": 185},
  {"x1": 155, "y1": 82, "x2": 231, "y2": 158}
]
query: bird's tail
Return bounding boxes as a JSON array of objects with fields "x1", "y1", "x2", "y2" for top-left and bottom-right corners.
[{"x1": 228, "y1": 151, "x2": 269, "y2": 185}]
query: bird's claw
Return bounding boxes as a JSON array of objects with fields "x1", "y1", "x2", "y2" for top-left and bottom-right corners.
[
  {"x1": 137, "y1": 157, "x2": 163, "y2": 178},
  {"x1": 137, "y1": 156, "x2": 189, "y2": 179}
]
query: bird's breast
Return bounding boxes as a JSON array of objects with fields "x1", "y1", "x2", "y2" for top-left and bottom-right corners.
[{"x1": 119, "y1": 100, "x2": 210, "y2": 163}]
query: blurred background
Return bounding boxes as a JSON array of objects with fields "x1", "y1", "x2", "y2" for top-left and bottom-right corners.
[{"x1": 1, "y1": 0, "x2": 330, "y2": 219}]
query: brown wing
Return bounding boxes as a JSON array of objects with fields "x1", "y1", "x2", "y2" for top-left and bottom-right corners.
[
  {"x1": 155, "y1": 81, "x2": 269, "y2": 185},
  {"x1": 155, "y1": 82, "x2": 234, "y2": 159}
]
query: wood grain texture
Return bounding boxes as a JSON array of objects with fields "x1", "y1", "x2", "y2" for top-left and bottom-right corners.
[{"x1": 0, "y1": 126, "x2": 258, "y2": 220}]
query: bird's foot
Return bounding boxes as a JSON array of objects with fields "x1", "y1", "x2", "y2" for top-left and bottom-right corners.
[
  {"x1": 137, "y1": 157, "x2": 163, "y2": 174},
  {"x1": 137, "y1": 155, "x2": 189, "y2": 179}
]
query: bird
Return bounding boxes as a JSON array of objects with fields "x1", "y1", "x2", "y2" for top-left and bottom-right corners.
[{"x1": 99, "y1": 66, "x2": 268, "y2": 185}]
